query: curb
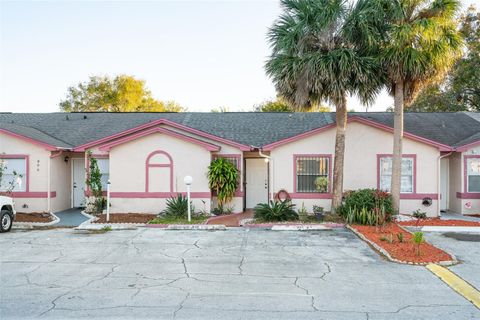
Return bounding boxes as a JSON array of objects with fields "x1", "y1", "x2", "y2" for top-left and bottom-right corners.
[
  {"x1": 421, "y1": 226, "x2": 480, "y2": 233},
  {"x1": 75, "y1": 224, "x2": 139, "y2": 231},
  {"x1": 13, "y1": 212, "x2": 60, "y2": 228},
  {"x1": 346, "y1": 225, "x2": 458, "y2": 266},
  {"x1": 270, "y1": 225, "x2": 333, "y2": 231},
  {"x1": 166, "y1": 224, "x2": 226, "y2": 230}
]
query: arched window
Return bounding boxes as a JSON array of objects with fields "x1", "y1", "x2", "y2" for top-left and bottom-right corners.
[{"x1": 146, "y1": 151, "x2": 173, "y2": 193}]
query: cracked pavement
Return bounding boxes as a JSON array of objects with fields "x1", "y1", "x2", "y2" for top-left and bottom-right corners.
[{"x1": 1, "y1": 228, "x2": 479, "y2": 319}]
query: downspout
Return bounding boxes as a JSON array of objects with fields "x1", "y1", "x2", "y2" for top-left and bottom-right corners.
[
  {"x1": 437, "y1": 151, "x2": 452, "y2": 217},
  {"x1": 258, "y1": 149, "x2": 274, "y2": 202}
]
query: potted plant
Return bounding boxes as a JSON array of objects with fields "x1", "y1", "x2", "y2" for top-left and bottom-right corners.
[{"x1": 313, "y1": 205, "x2": 324, "y2": 221}]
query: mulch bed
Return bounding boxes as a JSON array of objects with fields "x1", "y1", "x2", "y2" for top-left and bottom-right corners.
[
  {"x1": 93, "y1": 213, "x2": 157, "y2": 224},
  {"x1": 351, "y1": 223, "x2": 453, "y2": 264},
  {"x1": 15, "y1": 212, "x2": 53, "y2": 223},
  {"x1": 398, "y1": 218, "x2": 480, "y2": 227}
]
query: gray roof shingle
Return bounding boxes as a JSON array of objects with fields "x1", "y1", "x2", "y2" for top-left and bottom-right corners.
[{"x1": 0, "y1": 112, "x2": 479, "y2": 150}]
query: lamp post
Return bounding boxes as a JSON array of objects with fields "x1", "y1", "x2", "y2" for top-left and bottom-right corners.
[
  {"x1": 183, "y1": 176, "x2": 193, "y2": 222},
  {"x1": 106, "y1": 180, "x2": 111, "y2": 222}
]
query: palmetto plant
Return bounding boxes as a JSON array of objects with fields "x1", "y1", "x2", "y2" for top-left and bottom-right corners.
[
  {"x1": 265, "y1": 0, "x2": 382, "y2": 213},
  {"x1": 208, "y1": 158, "x2": 239, "y2": 209},
  {"x1": 161, "y1": 194, "x2": 194, "y2": 218},
  {"x1": 254, "y1": 201, "x2": 299, "y2": 222},
  {"x1": 366, "y1": 0, "x2": 463, "y2": 213}
]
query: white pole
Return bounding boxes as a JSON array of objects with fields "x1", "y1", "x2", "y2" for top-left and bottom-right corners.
[
  {"x1": 106, "y1": 180, "x2": 111, "y2": 222},
  {"x1": 187, "y1": 184, "x2": 191, "y2": 222}
]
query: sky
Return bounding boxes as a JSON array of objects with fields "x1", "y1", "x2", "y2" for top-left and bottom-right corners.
[{"x1": 0, "y1": 0, "x2": 477, "y2": 113}]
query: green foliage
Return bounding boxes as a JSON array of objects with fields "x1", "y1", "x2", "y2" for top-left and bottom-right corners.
[
  {"x1": 397, "y1": 233, "x2": 404, "y2": 243},
  {"x1": 211, "y1": 206, "x2": 233, "y2": 216},
  {"x1": 412, "y1": 231, "x2": 425, "y2": 256},
  {"x1": 149, "y1": 215, "x2": 208, "y2": 225},
  {"x1": 298, "y1": 203, "x2": 309, "y2": 222},
  {"x1": 254, "y1": 98, "x2": 331, "y2": 112},
  {"x1": 410, "y1": 6, "x2": 480, "y2": 112},
  {"x1": 208, "y1": 158, "x2": 239, "y2": 208},
  {"x1": 265, "y1": 0, "x2": 383, "y2": 109},
  {"x1": 86, "y1": 152, "x2": 105, "y2": 213},
  {"x1": 345, "y1": 206, "x2": 386, "y2": 226},
  {"x1": 59, "y1": 75, "x2": 186, "y2": 112},
  {"x1": 161, "y1": 194, "x2": 194, "y2": 218},
  {"x1": 254, "y1": 201, "x2": 298, "y2": 222},
  {"x1": 380, "y1": 234, "x2": 394, "y2": 244},
  {"x1": 101, "y1": 225, "x2": 112, "y2": 232},
  {"x1": 339, "y1": 189, "x2": 394, "y2": 218},
  {"x1": 412, "y1": 209, "x2": 427, "y2": 220}
]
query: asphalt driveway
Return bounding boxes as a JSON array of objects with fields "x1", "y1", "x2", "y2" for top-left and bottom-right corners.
[{"x1": 1, "y1": 228, "x2": 479, "y2": 320}]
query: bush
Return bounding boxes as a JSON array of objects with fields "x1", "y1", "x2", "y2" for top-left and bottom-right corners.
[
  {"x1": 340, "y1": 189, "x2": 393, "y2": 216},
  {"x1": 254, "y1": 201, "x2": 298, "y2": 222},
  {"x1": 208, "y1": 157, "x2": 239, "y2": 210},
  {"x1": 344, "y1": 206, "x2": 388, "y2": 226},
  {"x1": 161, "y1": 194, "x2": 194, "y2": 218}
]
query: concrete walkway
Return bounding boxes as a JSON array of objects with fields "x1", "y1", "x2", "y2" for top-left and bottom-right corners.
[
  {"x1": 441, "y1": 211, "x2": 480, "y2": 222},
  {"x1": 53, "y1": 208, "x2": 89, "y2": 227}
]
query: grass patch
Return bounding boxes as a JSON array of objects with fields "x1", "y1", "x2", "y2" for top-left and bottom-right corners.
[{"x1": 149, "y1": 215, "x2": 208, "y2": 225}]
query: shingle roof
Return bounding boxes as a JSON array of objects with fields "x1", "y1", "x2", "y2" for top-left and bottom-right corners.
[{"x1": 0, "y1": 112, "x2": 479, "y2": 150}]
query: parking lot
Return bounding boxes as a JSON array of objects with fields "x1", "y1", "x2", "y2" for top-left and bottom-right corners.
[{"x1": 1, "y1": 227, "x2": 479, "y2": 319}]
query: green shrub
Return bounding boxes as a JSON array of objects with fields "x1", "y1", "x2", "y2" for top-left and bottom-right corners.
[
  {"x1": 340, "y1": 189, "x2": 393, "y2": 216},
  {"x1": 344, "y1": 205, "x2": 388, "y2": 226},
  {"x1": 161, "y1": 194, "x2": 194, "y2": 218},
  {"x1": 412, "y1": 209, "x2": 427, "y2": 219},
  {"x1": 208, "y1": 158, "x2": 239, "y2": 210},
  {"x1": 254, "y1": 201, "x2": 298, "y2": 222},
  {"x1": 298, "y1": 203, "x2": 309, "y2": 221},
  {"x1": 211, "y1": 205, "x2": 234, "y2": 216},
  {"x1": 412, "y1": 232, "x2": 425, "y2": 256},
  {"x1": 397, "y1": 233, "x2": 404, "y2": 243}
]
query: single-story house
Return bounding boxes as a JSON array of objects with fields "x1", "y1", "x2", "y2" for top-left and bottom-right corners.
[{"x1": 1, "y1": 112, "x2": 479, "y2": 217}]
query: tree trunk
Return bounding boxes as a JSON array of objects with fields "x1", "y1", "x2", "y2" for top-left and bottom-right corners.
[
  {"x1": 391, "y1": 79, "x2": 404, "y2": 214},
  {"x1": 331, "y1": 96, "x2": 348, "y2": 214}
]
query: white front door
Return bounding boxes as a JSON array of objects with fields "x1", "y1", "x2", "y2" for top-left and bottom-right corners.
[
  {"x1": 72, "y1": 159, "x2": 86, "y2": 208},
  {"x1": 246, "y1": 158, "x2": 268, "y2": 208},
  {"x1": 440, "y1": 158, "x2": 449, "y2": 211}
]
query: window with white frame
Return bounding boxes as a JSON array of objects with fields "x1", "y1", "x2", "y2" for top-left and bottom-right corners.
[
  {"x1": 467, "y1": 157, "x2": 480, "y2": 192},
  {"x1": 95, "y1": 158, "x2": 109, "y2": 190},
  {"x1": 379, "y1": 156, "x2": 414, "y2": 193},
  {"x1": 0, "y1": 157, "x2": 27, "y2": 192},
  {"x1": 295, "y1": 156, "x2": 329, "y2": 193}
]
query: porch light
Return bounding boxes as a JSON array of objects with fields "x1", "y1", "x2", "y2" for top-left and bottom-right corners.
[
  {"x1": 184, "y1": 176, "x2": 193, "y2": 222},
  {"x1": 264, "y1": 158, "x2": 270, "y2": 163}
]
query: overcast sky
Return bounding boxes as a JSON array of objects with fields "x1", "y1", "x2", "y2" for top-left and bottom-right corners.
[{"x1": 0, "y1": 0, "x2": 477, "y2": 113}]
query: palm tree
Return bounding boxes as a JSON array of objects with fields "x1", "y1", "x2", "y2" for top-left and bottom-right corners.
[
  {"x1": 371, "y1": 0, "x2": 463, "y2": 213},
  {"x1": 265, "y1": 0, "x2": 382, "y2": 213}
]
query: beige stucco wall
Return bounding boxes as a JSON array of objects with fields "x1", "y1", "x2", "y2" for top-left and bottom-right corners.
[
  {"x1": 107, "y1": 131, "x2": 213, "y2": 214},
  {"x1": 449, "y1": 153, "x2": 463, "y2": 213},
  {"x1": 271, "y1": 121, "x2": 440, "y2": 216},
  {"x1": 50, "y1": 153, "x2": 72, "y2": 212},
  {"x1": 0, "y1": 132, "x2": 50, "y2": 212}
]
